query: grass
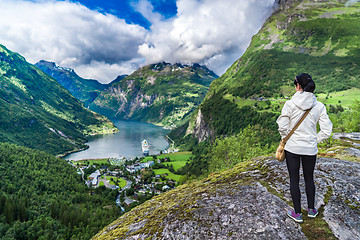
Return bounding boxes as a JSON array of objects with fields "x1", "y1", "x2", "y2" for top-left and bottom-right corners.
[
  {"x1": 142, "y1": 156, "x2": 157, "y2": 162},
  {"x1": 105, "y1": 176, "x2": 116, "y2": 185},
  {"x1": 224, "y1": 87, "x2": 360, "y2": 118},
  {"x1": 142, "y1": 152, "x2": 193, "y2": 172},
  {"x1": 161, "y1": 152, "x2": 192, "y2": 161},
  {"x1": 223, "y1": 94, "x2": 286, "y2": 114},
  {"x1": 118, "y1": 178, "x2": 127, "y2": 188},
  {"x1": 105, "y1": 176, "x2": 127, "y2": 188},
  {"x1": 72, "y1": 158, "x2": 109, "y2": 165},
  {"x1": 142, "y1": 152, "x2": 193, "y2": 162},
  {"x1": 153, "y1": 169, "x2": 183, "y2": 182},
  {"x1": 316, "y1": 88, "x2": 360, "y2": 107},
  {"x1": 163, "y1": 161, "x2": 187, "y2": 171}
]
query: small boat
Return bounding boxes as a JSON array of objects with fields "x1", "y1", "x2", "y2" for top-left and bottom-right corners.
[{"x1": 142, "y1": 139, "x2": 149, "y2": 156}]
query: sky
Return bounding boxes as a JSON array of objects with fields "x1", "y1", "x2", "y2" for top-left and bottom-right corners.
[{"x1": 0, "y1": 0, "x2": 276, "y2": 83}]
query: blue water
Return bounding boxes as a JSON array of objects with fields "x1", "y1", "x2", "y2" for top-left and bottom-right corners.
[{"x1": 64, "y1": 120, "x2": 170, "y2": 160}]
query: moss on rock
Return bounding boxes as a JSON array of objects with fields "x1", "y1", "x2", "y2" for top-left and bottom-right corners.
[{"x1": 93, "y1": 156, "x2": 360, "y2": 239}]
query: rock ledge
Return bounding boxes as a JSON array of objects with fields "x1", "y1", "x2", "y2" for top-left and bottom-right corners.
[{"x1": 93, "y1": 157, "x2": 360, "y2": 240}]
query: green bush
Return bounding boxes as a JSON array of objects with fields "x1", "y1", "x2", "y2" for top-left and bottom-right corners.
[
  {"x1": 330, "y1": 100, "x2": 360, "y2": 132},
  {"x1": 208, "y1": 126, "x2": 269, "y2": 172}
]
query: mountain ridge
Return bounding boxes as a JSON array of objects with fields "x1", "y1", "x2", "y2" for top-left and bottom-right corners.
[
  {"x1": 171, "y1": 0, "x2": 360, "y2": 147},
  {"x1": 90, "y1": 61, "x2": 218, "y2": 128},
  {"x1": 36, "y1": 60, "x2": 128, "y2": 106},
  {"x1": 0, "y1": 44, "x2": 117, "y2": 155}
]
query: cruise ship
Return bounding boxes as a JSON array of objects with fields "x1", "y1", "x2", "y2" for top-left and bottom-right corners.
[{"x1": 142, "y1": 139, "x2": 149, "y2": 156}]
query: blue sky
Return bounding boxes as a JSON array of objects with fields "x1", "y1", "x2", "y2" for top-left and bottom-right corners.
[
  {"x1": 73, "y1": 0, "x2": 178, "y2": 29},
  {"x1": 0, "y1": 0, "x2": 276, "y2": 83}
]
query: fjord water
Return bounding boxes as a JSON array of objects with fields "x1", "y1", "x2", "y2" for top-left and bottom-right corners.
[{"x1": 65, "y1": 120, "x2": 170, "y2": 160}]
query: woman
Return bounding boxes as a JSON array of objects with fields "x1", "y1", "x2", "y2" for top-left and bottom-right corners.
[{"x1": 276, "y1": 73, "x2": 332, "y2": 223}]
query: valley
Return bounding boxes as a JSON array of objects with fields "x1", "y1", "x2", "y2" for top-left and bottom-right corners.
[
  {"x1": 1, "y1": 0, "x2": 360, "y2": 239},
  {"x1": 69, "y1": 152, "x2": 193, "y2": 213},
  {"x1": 38, "y1": 61, "x2": 218, "y2": 129}
]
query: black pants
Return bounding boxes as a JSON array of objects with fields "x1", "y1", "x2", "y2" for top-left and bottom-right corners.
[{"x1": 285, "y1": 150, "x2": 316, "y2": 214}]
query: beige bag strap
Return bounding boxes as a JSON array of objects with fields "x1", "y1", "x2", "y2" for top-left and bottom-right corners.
[{"x1": 282, "y1": 108, "x2": 312, "y2": 143}]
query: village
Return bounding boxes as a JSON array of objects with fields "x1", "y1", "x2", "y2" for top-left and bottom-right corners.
[{"x1": 70, "y1": 151, "x2": 192, "y2": 212}]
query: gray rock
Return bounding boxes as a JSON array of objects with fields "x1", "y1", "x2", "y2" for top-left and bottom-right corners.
[
  {"x1": 343, "y1": 147, "x2": 360, "y2": 157},
  {"x1": 264, "y1": 157, "x2": 360, "y2": 240},
  {"x1": 94, "y1": 157, "x2": 360, "y2": 240},
  {"x1": 333, "y1": 132, "x2": 360, "y2": 141},
  {"x1": 162, "y1": 182, "x2": 306, "y2": 240}
]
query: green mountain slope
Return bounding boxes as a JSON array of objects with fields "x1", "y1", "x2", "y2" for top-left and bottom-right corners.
[
  {"x1": 35, "y1": 60, "x2": 127, "y2": 106},
  {"x1": 0, "y1": 142, "x2": 121, "y2": 240},
  {"x1": 0, "y1": 44, "x2": 117, "y2": 155},
  {"x1": 174, "y1": 0, "x2": 360, "y2": 148},
  {"x1": 212, "y1": 0, "x2": 360, "y2": 98},
  {"x1": 90, "y1": 62, "x2": 218, "y2": 128}
]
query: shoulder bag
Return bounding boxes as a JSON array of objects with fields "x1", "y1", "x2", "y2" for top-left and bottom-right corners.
[{"x1": 276, "y1": 108, "x2": 312, "y2": 161}]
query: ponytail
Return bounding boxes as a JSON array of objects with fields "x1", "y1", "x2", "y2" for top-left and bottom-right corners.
[{"x1": 295, "y1": 73, "x2": 316, "y2": 93}]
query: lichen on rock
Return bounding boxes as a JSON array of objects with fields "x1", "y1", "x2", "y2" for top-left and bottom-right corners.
[{"x1": 93, "y1": 157, "x2": 360, "y2": 240}]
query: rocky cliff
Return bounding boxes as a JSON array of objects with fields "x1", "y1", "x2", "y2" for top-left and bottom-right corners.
[
  {"x1": 182, "y1": 0, "x2": 360, "y2": 143},
  {"x1": 93, "y1": 156, "x2": 360, "y2": 239},
  {"x1": 90, "y1": 62, "x2": 218, "y2": 128}
]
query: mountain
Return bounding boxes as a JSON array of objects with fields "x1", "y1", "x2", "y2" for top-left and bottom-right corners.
[
  {"x1": 171, "y1": 0, "x2": 360, "y2": 147},
  {"x1": 89, "y1": 62, "x2": 218, "y2": 128},
  {"x1": 0, "y1": 44, "x2": 117, "y2": 155},
  {"x1": 35, "y1": 60, "x2": 127, "y2": 106},
  {"x1": 107, "y1": 74, "x2": 128, "y2": 86},
  {"x1": 94, "y1": 1, "x2": 360, "y2": 238},
  {"x1": 93, "y1": 156, "x2": 360, "y2": 239}
]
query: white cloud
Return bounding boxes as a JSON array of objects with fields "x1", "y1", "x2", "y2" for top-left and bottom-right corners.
[
  {"x1": 132, "y1": 0, "x2": 163, "y2": 24},
  {"x1": 74, "y1": 58, "x2": 144, "y2": 84},
  {"x1": 346, "y1": 0, "x2": 360, "y2": 6},
  {"x1": 0, "y1": 0, "x2": 275, "y2": 82},
  {"x1": 138, "y1": 0, "x2": 275, "y2": 75},
  {"x1": 0, "y1": 0, "x2": 146, "y2": 83}
]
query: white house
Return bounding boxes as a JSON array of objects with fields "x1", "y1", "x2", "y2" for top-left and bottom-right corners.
[
  {"x1": 145, "y1": 161, "x2": 154, "y2": 168},
  {"x1": 89, "y1": 170, "x2": 101, "y2": 186},
  {"x1": 162, "y1": 185, "x2": 171, "y2": 191}
]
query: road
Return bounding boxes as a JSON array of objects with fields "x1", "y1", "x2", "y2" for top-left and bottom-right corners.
[
  {"x1": 120, "y1": 179, "x2": 132, "y2": 192},
  {"x1": 79, "y1": 167, "x2": 85, "y2": 181},
  {"x1": 116, "y1": 178, "x2": 134, "y2": 207}
]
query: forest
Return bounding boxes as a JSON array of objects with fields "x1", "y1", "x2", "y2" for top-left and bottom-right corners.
[{"x1": 0, "y1": 142, "x2": 121, "y2": 240}]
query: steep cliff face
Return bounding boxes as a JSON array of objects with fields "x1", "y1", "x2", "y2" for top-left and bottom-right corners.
[
  {"x1": 93, "y1": 156, "x2": 360, "y2": 239},
  {"x1": 188, "y1": 109, "x2": 213, "y2": 142},
  {"x1": 90, "y1": 62, "x2": 218, "y2": 128},
  {"x1": 186, "y1": 0, "x2": 360, "y2": 143}
]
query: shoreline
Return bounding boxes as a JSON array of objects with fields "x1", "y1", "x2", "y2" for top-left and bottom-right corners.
[
  {"x1": 56, "y1": 145, "x2": 89, "y2": 159},
  {"x1": 61, "y1": 120, "x2": 173, "y2": 160},
  {"x1": 58, "y1": 128, "x2": 120, "y2": 159}
]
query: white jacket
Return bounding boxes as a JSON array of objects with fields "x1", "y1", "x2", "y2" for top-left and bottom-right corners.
[{"x1": 276, "y1": 91, "x2": 332, "y2": 155}]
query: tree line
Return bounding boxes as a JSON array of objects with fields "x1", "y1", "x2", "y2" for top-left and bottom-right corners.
[{"x1": 0, "y1": 142, "x2": 121, "y2": 240}]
